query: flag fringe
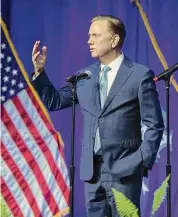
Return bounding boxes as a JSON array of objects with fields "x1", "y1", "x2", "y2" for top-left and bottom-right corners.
[{"x1": 53, "y1": 207, "x2": 70, "y2": 217}]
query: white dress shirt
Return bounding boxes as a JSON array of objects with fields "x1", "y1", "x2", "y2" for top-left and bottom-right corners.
[{"x1": 100, "y1": 53, "x2": 124, "y2": 95}]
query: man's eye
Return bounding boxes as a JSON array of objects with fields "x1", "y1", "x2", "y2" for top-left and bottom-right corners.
[
  {"x1": 91, "y1": 34, "x2": 100, "y2": 39},
  {"x1": 88, "y1": 34, "x2": 100, "y2": 40}
]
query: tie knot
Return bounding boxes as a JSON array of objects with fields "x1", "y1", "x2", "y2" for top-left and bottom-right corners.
[{"x1": 102, "y1": 65, "x2": 111, "y2": 74}]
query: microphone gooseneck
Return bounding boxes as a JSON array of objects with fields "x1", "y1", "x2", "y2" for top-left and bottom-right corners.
[
  {"x1": 66, "y1": 71, "x2": 92, "y2": 83},
  {"x1": 154, "y1": 63, "x2": 178, "y2": 82}
]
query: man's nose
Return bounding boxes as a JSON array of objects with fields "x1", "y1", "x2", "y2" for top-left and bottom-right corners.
[{"x1": 88, "y1": 37, "x2": 93, "y2": 45}]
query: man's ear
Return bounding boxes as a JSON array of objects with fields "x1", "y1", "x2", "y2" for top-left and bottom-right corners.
[{"x1": 111, "y1": 34, "x2": 120, "y2": 48}]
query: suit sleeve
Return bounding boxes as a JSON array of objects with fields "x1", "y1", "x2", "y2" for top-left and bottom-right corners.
[
  {"x1": 31, "y1": 71, "x2": 79, "y2": 111},
  {"x1": 138, "y1": 70, "x2": 164, "y2": 170}
]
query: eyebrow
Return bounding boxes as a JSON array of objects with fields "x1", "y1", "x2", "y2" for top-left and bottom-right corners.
[{"x1": 88, "y1": 33, "x2": 101, "y2": 36}]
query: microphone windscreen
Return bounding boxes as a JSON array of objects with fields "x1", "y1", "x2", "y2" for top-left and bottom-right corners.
[{"x1": 84, "y1": 70, "x2": 92, "y2": 79}]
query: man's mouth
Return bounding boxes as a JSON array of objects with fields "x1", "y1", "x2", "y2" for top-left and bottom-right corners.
[{"x1": 90, "y1": 48, "x2": 95, "y2": 51}]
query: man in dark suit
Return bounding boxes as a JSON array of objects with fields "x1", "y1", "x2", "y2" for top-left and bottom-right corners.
[{"x1": 32, "y1": 15, "x2": 164, "y2": 217}]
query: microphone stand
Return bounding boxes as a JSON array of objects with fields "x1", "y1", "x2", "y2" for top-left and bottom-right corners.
[
  {"x1": 66, "y1": 77, "x2": 77, "y2": 217},
  {"x1": 156, "y1": 66, "x2": 178, "y2": 217},
  {"x1": 66, "y1": 72, "x2": 91, "y2": 217},
  {"x1": 165, "y1": 76, "x2": 171, "y2": 217}
]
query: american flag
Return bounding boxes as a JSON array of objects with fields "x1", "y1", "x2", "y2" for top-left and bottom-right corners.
[{"x1": 0, "y1": 18, "x2": 70, "y2": 217}]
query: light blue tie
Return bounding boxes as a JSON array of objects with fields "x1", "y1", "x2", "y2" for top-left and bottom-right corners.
[{"x1": 94, "y1": 65, "x2": 111, "y2": 154}]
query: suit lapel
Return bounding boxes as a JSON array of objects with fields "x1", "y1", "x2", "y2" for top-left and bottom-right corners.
[
  {"x1": 100, "y1": 56, "x2": 134, "y2": 116},
  {"x1": 87, "y1": 62, "x2": 101, "y2": 116}
]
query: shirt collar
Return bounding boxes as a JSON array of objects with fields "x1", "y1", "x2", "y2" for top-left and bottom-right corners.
[{"x1": 100, "y1": 53, "x2": 124, "y2": 71}]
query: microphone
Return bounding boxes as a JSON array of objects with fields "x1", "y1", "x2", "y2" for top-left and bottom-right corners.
[
  {"x1": 153, "y1": 63, "x2": 178, "y2": 82},
  {"x1": 66, "y1": 71, "x2": 92, "y2": 83}
]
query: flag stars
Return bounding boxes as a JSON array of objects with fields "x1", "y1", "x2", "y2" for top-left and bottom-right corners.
[
  {"x1": 0, "y1": 96, "x2": 6, "y2": 102},
  {"x1": 1, "y1": 43, "x2": 6, "y2": 49},
  {"x1": 7, "y1": 56, "x2": 12, "y2": 62},
  {"x1": 5, "y1": 66, "x2": 11, "y2": 73},
  {"x1": 2, "y1": 86, "x2": 8, "y2": 92},
  {"x1": 3, "y1": 76, "x2": 9, "y2": 82},
  {"x1": 0, "y1": 63, "x2": 2, "y2": 69},
  {"x1": 18, "y1": 82, "x2": 24, "y2": 88},
  {"x1": 9, "y1": 89, "x2": 15, "y2": 96},
  {"x1": 11, "y1": 79, "x2": 16, "y2": 86},
  {"x1": 12, "y1": 69, "x2": 18, "y2": 76},
  {"x1": 0, "y1": 53, "x2": 4, "y2": 59}
]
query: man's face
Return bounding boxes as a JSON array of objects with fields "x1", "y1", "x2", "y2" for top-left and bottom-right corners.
[{"x1": 88, "y1": 20, "x2": 114, "y2": 59}]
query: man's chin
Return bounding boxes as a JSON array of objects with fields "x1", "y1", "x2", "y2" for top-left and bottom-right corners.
[{"x1": 90, "y1": 53, "x2": 98, "y2": 58}]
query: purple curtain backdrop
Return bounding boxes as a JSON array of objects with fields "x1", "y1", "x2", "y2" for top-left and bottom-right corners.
[{"x1": 2, "y1": 0, "x2": 178, "y2": 216}]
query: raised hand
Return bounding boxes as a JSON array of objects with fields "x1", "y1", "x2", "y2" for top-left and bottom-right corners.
[{"x1": 32, "y1": 41, "x2": 47, "y2": 76}]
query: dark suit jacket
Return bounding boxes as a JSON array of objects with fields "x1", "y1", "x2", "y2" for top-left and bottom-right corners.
[{"x1": 32, "y1": 56, "x2": 164, "y2": 181}]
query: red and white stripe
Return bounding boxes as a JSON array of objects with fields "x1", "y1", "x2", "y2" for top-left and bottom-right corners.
[{"x1": 1, "y1": 87, "x2": 70, "y2": 217}]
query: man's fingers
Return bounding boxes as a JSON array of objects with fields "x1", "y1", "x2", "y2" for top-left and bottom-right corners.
[
  {"x1": 42, "y1": 46, "x2": 47, "y2": 56},
  {"x1": 32, "y1": 41, "x2": 40, "y2": 56},
  {"x1": 33, "y1": 51, "x2": 40, "y2": 62},
  {"x1": 32, "y1": 41, "x2": 38, "y2": 56}
]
